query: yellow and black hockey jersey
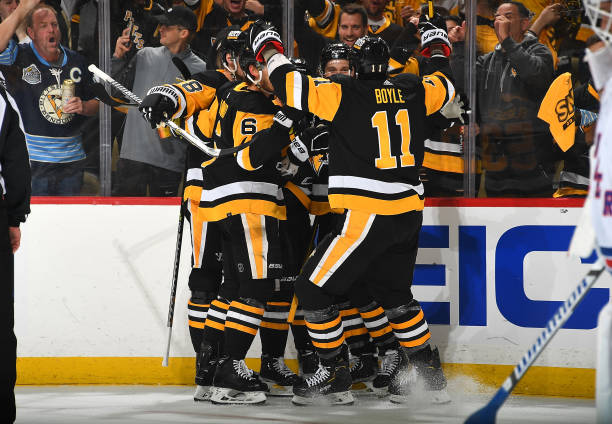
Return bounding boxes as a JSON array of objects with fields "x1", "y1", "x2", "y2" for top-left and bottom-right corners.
[
  {"x1": 189, "y1": 82, "x2": 290, "y2": 221},
  {"x1": 167, "y1": 69, "x2": 236, "y2": 204},
  {"x1": 268, "y1": 56, "x2": 455, "y2": 215}
]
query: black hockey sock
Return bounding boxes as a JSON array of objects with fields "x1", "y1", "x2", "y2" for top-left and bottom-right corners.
[
  {"x1": 188, "y1": 299, "x2": 209, "y2": 352},
  {"x1": 259, "y1": 301, "x2": 290, "y2": 357},
  {"x1": 305, "y1": 305, "x2": 345, "y2": 360},
  {"x1": 338, "y1": 301, "x2": 372, "y2": 355},
  {"x1": 385, "y1": 300, "x2": 431, "y2": 352},
  {"x1": 290, "y1": 308, "x2": 313, "y2": 351},
  {"x1": 359, "y1": 301, "x2": 396, "y2": 351},
  {"x1": 201, "y1": 298, "x2": 230, "y2": 347},
  {"x1": 223, "y1": 299, "x2": 264, "y2": 359}
]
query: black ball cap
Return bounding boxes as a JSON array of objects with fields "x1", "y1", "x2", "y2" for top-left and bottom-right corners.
[{"x1": 157, "y1": 6, "x2": 198, "y2": 33}]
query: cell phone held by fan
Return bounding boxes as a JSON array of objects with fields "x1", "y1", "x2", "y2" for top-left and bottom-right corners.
[{"x1": 124, "y1": 20, "x2": 135, "y2": 47}]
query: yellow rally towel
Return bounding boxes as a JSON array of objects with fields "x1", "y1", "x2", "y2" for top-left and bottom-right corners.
[{"x1": 538, "y1": 72, "x2": 575, "y2": 152}]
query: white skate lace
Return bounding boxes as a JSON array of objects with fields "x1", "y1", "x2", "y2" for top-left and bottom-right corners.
[
  {"x1": 305, "y1": 364, "x2": 330, "y2": 387},
  {"x1": 272, "y1": 358, "x2": 295, "y2": 378},
  {"x1": 349, "y1": 356, "x2": 361, "y2": 373},
  {"x1": 378, "y1": 350, "x2": 399, "y2": 376},
  {"x1": 233, "y1": 359, "x2": 255, "y2": 380}
]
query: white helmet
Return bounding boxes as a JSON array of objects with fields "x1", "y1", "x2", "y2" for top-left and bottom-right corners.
[
  {"x1": 584, "y1": 0, "x2": 612, "y2": 43},
  {"x1": 584, "y1": 0, "x2": 612, "y2": 89}
]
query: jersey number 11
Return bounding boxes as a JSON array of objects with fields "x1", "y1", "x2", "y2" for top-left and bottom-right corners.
[{"x1": 372, "y1": 109, "x2": 414, "y2": 170}]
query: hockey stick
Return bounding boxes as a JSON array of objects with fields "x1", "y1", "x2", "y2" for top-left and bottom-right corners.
[
  {"x1": 87, "y1": 64, "x2": 254, "y2": 157},
  {"x1": 162, "y1": 198, "x2": 185, "y2": 367},
  {"x1": 464, "y1": 259, "x2": 607, "y2": 424}
]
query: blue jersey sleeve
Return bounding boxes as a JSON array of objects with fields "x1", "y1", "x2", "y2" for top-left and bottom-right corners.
[{"x1": 0, "y1": 40, "x2": 19, "y2": 66}]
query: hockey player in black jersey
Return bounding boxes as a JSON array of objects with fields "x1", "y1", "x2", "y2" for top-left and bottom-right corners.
[
  {"x1": 248, "y1": 19, "x2": 468, "y2": 405},
  {"x1": 140, "y1": 26, "x2": 244, "y2": 402},
  {"x1": 150, "y1": 39, "x2": 302, "y2": 405}
]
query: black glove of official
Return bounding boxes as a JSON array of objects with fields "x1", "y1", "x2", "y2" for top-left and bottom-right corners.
[
  {"x1": 138, "y1": 85, "x2": 179, "y2": 129},
  {"x1": 418, "y1": 13, "x2": 451, "y2": 58},
  {"x1": 248, "y1": 19, "x2": 284, "y2": 63},
  {"x1": 439, "y1": 92, "x2": 470, "y2": 126}
]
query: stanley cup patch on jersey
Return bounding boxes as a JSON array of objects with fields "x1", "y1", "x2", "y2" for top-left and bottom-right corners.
[
  {"x1": 22, "y1": 64, "x2": 42, "y2": 85},
  {"x1": 39, "y1": 84, "x2": 74, "y2": 124}
]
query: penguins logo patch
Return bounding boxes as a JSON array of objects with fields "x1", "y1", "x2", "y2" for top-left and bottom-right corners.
[
  {"x1": 39, "y1": 84, "x2": 73, "y2": 124},
  {"x1": 22, "y1": 64, "x2": 41, "y2": 85}
]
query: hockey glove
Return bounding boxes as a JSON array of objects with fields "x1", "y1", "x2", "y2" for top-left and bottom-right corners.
[
  {"x1": 439, "y1": 92, "x2": 470, "y2": 126},
  {"x1": 418, "y1": 13, "x2": 451, "y2": 58},
  {"x1": 276, "y1": 155, "x2": 300, "y2": 178},
  {"x1": 301, "y1": 124, "x2": 330, "y2": 154},
  {"x1": 273, "y1": 109, "x2": 294, "y2": 130},
  {"x1": 139, "y1": 85, "x2": 179, "y2": 129},
  {"x1": 248, "y1": 20, "x2": 284, "y2": 63},
  {"x1": 288, "y1": 136, "x2": 310, "y2": 163}
]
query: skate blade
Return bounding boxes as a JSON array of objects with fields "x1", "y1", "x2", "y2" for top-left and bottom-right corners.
[
  {"x1": 429, "y1": 388, "x2": 451, "y2": 404},
  {"x1": 210, "y1": 387, "x2": 267, "y2": 405},
  {"x1": 389, "y1": 392, "x2": 412, "y2": 404},
  {"x1": 291, "y1": 391, "x2": 354, "y2": 406},
  {"x1": 351, "y1": 381, "x2": 377, "y2": 396},
  {"x1": 262, "y1": 381, "x2": 294, "y2": 397},
  {"x1": 372, "y1": 386, "x2": 389, "y2": 398},
  {"x1": 193, "y1": 385, "x2": 212, "y2": 402}
]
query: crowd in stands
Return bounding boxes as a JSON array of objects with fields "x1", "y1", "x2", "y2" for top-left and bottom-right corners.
[{"x1": 0, "y1": 0, "x2": 600, "y2": 198}]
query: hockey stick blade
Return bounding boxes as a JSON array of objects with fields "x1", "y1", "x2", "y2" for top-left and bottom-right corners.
[
  {"x1": 87, "y1": 64, "x2": 253, "y2": 157},
  {"x1": 464, "y1": 260, "x2": 606, "y2": 424},
  {"x1": 90, "y1": 82, "x2": 138, "y2": 108}
]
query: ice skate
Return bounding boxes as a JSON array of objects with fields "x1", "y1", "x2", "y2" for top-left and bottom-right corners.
[
  {"x1": 193, "y1": 342, "x2": 217, "y2": 402},
  {"x1": 259, "y1": 354, "x2": 303, "y2": 396},
  {"x1": 373, "y1": 347, "x2": 409, "y2": 397},
  {"x1": 292, "y1": 346, "x2": 354, "y2": 406},
  {"x1": 377, "y1": 347, "x2": 415, "y2": 402},
  {"x1": 210, "y1": 357, "x2": 268, "y2": 405},
  {"x1": 297, "y1": 349, "x2": 319, "y2": 377},
  {"x1": 411, "y1": 346, "x2": 451, "y2": 404},
  {"x1": 349, "y1": 353, "x2": 378, "y2": 395}
]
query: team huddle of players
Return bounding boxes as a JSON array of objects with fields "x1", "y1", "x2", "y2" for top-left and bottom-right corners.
[{"x1": 138, "y1": 17, "x2": 467, "y2": 406}]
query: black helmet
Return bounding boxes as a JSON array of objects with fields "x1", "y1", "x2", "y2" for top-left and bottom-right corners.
[
  {"x1": 352, "y1": 36, "x2": 389, "y2": 80},
  {"x1": 208, "y1": 25, "x2": 245, "y2": 73},
  {"x1": 237, "y1": 30, "x2": 262, "y2": 83},
  {"x1": 318, "y1": 42, "x2": 356, "y2": 77}
]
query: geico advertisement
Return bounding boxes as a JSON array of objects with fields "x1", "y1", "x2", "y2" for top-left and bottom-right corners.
[{"x1": 417, "y1": 206, "x2": 612, "y2": 332}]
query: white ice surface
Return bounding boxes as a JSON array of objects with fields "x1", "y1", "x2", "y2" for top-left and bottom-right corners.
[{"x1": 15, "y1": 380, "x2": 596, "y2": 424}]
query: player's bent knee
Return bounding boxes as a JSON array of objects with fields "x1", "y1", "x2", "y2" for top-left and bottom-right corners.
[
  {"x1": 190, "y1": 290, "x2": 217, "y2": 305},
  {"x1": 295, "y1": 276, "x2": 334, "y2": 310},
  {"x1": 238, "y1": 278, "x2": 274, "y2": 304},
  {"x1": 188, "y1": 268, "x2": 222, "y2": 293}
]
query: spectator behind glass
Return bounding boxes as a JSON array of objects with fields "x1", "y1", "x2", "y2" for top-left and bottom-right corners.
[
  {"x1": 187, "y1": 0, "x2": 262, "y2": 60},
  {"x1": 111, "y1": 6, "x2": 206, "y2": 196},
  {"x1": 0, "y1": 0, "x2": 29, "y2": 42},
  {"x1": 337, "y1": 3, "x2": 367, "y2": 46},
  {"x1": 476, "y1": 1, "x2": 556, "y2": 197},
  {"x1": 0, "y1": 0, "x2": 99, "y2": 196},
  {"x1": 361, "y1": 0, "x2": 403, "y2": 47}
]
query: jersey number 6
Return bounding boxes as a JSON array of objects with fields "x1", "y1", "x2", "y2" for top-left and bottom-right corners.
[{"x1": 372, "y1": 109, "x2": 414, "y2": 169}]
